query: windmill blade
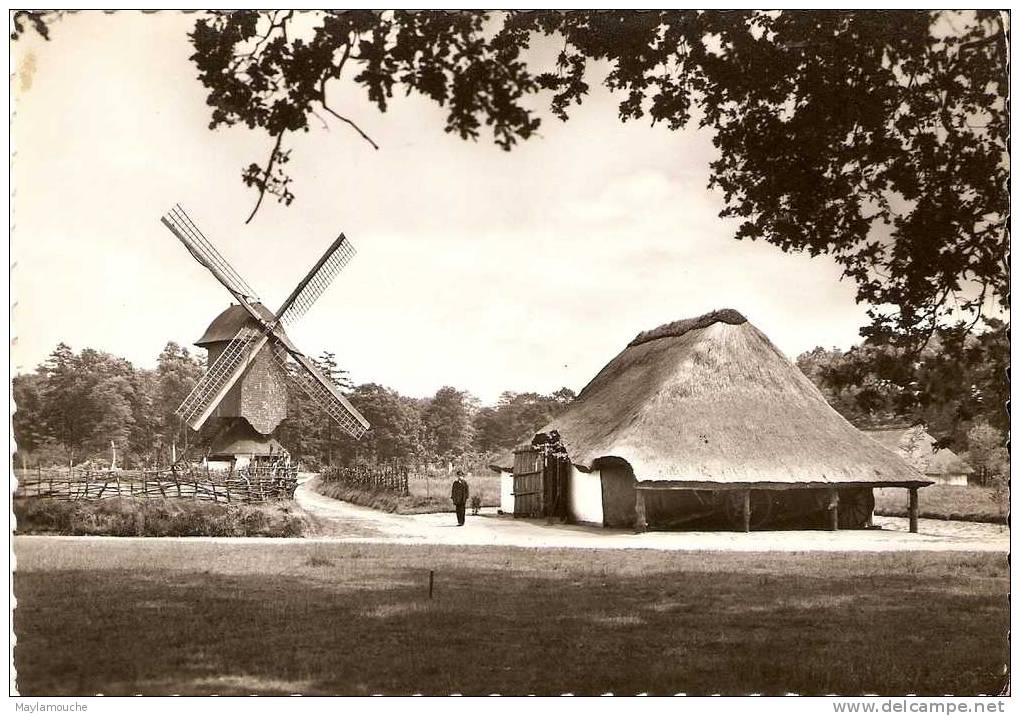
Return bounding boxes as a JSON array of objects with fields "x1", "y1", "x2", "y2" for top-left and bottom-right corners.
[
  {"x1": 270, "y1": 345, "x2": 369, "y2": 439},
  {"x1": 176, "y1": 326, "x2": 269, "y2": 430},
  {"x1": 276, "y1": 235, "x2": 356, "y2": 326},
  {"x1": 161, "y1": 205, "x2": 261, "y2": 303}
]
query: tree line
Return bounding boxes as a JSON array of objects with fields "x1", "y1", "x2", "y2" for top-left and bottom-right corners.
[
  {"x1": 15, "y1": 11, "x2": 1007, "y2": 345},
  {"x1": 795, "y1": 318, "x2": 1008, "y2": 484},
  {"x1": 14, "y1": 320, "x2": 1007, "y2": 481},
  {"x1": 12, "y1": 341, "x2": 576, "y2": 470}
]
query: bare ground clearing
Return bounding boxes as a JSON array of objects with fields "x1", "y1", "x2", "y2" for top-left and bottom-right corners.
[{"x1": 296, "y1": 480, "x2": 1009, "y2": 553}]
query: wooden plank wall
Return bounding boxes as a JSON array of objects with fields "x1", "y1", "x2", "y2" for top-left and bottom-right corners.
[{"x1": 512, "y1": 449, "x2": 545, "y2": 517}]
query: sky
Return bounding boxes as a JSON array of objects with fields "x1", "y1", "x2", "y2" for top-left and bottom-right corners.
[{"x1": 11, "y1": 11, "x2": 875, "y2": 405}]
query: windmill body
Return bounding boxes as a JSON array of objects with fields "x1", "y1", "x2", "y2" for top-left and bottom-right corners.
[
  {"x1": 160, "y1": 205, "x2": 369, "y2": 468},
  {"x1": 197, "y1": 303, "x2": 290, "y2": 463},
  {"x1": 196, "y1": 303, "x2": 290, "y2": 434}
]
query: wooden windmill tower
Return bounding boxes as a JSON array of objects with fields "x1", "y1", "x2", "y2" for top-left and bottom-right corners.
[{"x1": 160, "y1": 205, "x2": 369, "y2": 466}]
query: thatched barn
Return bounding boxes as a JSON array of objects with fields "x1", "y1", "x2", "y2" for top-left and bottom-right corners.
[{"x1": 493, "y1": 309, "x2": 931, "y2": 532}]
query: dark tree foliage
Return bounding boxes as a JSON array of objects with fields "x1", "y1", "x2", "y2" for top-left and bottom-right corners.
[
  {"x1": 15, "y1": 343, "x2": 155, "y2": 465},
  {"x1": 276, "y1": 350, "x2": 356, "y2": 465},
  {"x1": 16, "y1": 11, "x2": 1007, "y2": 343},
  {"x1": 188, "y1": 10, "x2": 541, "y2": 222},
  {"x1": 10, "y1": 10, "x2": 62, "y2": 41},
  {"x1": 12, "y1": 373, "x2": 47, "y2": 454},
  {"x1": 155, "y1": 342, "x2": 205, "y2": 454},
  {"x1": 12, "y1": 339, "x2": 576, "y2": 470},
  {"x1": 473, "y1": 389, "x2": 575, "y2": 453},
  {"x1": 422, "y1": 386, "x2": 477, "y2": 458},
  {"x1": 329, "y1": 383, "x2": 428, "y2": 465},
  {"x1": 181, "y1": 10, "x2": 1007, "y2": 343},
  {"x1": 796, "y1": 319, "x2": 1008, "y2": 451}
]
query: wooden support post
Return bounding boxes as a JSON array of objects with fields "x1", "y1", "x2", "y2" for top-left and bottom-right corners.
[
  {"x1": 828, "y1": 488, "x2": 839, "y2": 531},
  {"x1": 635, "y1": 488, "x2": 648, "y2": 533},
  {"x1": 908, "y1": 487, "x2": 919, "y2": 533},
  {"x1": 741, "y1": 490, "x2": 751, "y2": 533}
]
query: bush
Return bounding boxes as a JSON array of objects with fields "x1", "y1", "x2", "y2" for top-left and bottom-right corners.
[
  {"x1": 13, "y1": 497, "x2": 312, "y2": 537},
  {"x1": 873, "y1": 485, "x2": 1007, "y2": 524},
  {"x1": 313, "y1": 479, "x2": 453, "y2": 515}
]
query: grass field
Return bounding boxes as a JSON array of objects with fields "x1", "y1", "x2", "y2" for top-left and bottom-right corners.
[
  {"x1": 13, "y1": 497, "x2": 313, "y2": 537},
  {"x1": 13, "y1": 540, "x2": 1008, "y2": 696},
  {"x1": 875, "y1": 485, "x2": 1007, "y2": 524},
  {"x1": 313, "y1": 473, "x2": 501, "y2": 514}
]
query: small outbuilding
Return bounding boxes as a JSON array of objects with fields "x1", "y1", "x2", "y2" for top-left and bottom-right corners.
[
  {"x1": 493, "y1": 309, "x2": 931, "y2": 532},
  {"x1": 863, "y1": 425, "x2": 973, "y2": 486}
]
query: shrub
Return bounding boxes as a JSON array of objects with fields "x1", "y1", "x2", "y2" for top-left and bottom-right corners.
[{"x1": 13, "y1": 497, "x2": 312, "y2": 537}]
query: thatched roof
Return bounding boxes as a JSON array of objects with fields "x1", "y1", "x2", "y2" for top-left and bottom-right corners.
[
  {"x1": 196, "y1": 303, "x2": 279, "y2": 346},
  {"x1": 514, "y1": 309, "x2": 927, "y2": 486},
  {"x1": 864, "y1": 426, "x2": 973, "y2": 477}
]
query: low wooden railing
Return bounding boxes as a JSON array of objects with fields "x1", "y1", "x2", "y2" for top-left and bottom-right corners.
[
  {"x1": 320, "y1": 463, "x2": 409, "y2": 495},
  {"x1": 14, "y1": 465, "x2": 298, "y2": 504}
]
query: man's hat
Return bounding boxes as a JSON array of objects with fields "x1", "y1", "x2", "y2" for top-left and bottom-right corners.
[{"x1": 455, "y1": 470, "x2": 465, "y2": 477}]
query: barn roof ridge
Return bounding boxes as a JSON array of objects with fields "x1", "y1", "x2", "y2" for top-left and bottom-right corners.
[{"x1": 628, "y1": 308, "x2": 747, "y2": 347}]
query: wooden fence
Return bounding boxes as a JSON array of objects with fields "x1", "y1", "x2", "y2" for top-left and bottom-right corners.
[
  {"x1": 14, "y1": 465, "x2": 298, "y2": 504},
  {"x1": 320, "y1": 463, "x2": 409, "y2": 495}
]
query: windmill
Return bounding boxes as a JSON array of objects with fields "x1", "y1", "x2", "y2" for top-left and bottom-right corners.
[{"x1": 160, "y1": 205, "x2": 369, "y2": 467}]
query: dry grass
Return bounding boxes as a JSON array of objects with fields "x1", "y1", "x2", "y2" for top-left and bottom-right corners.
[
  {"x1": 875, "y1": 485, "x2": 1007, "y2": 524},
  {"x1": 313, "y1": 473, "x2": 500, "y2": 514},
  {"x1": 13, "y1": 497, "x2": 313, "y2": 537},
  {"x1": 407, "y1": 473, "x2": 500, "y2": 507},
  {"x1": 13, "y1": 539, "x2": 1008, "y2": 696}
]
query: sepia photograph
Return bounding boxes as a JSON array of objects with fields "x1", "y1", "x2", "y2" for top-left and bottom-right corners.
[{"x1": 8, "y1": 8, "x2": 1010, "y2": 700}]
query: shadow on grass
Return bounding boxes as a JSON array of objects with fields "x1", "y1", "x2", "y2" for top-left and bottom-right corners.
[{"x1": 12, "y1": 545, "x2": 1009, "y2": 696}]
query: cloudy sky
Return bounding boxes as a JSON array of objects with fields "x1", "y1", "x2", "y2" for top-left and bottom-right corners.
[{"x1": 12, "y1": 11, "x2": 873, "y2": 404}]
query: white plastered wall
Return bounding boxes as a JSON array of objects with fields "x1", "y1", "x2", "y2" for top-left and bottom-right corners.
[
  {"x1": 499, "y1": 470, "x2": 515, "y2": 513},
  {"x1": 568, "y1": 465, "x2": 604, "y2": 525}
]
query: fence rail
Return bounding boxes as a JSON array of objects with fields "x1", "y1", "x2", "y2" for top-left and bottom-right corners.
[
  {"x1": 320, "y1": 463, "x2": 409, "y2": 495},
  {"x1": 14, "y1": 465, "x2": 298, "y2": 504}
]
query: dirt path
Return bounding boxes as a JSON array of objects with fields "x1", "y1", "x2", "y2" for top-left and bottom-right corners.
[{"x1": 296, "y1": 481, "x2": 1009, "y2": 552}]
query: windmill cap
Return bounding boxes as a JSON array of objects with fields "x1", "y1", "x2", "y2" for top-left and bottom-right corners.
[{"x1": 195, "y1": 303, "x2": 279, "y2": 346}]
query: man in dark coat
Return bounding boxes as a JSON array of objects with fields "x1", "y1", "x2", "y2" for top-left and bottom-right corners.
[{"x1": 451, "y1": 471, "x2": 469, "y2": 526}]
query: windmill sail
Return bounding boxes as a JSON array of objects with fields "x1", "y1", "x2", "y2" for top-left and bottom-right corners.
[
  {"x1": 276, "y1": 235, "x2": 356, "y2": 326},
  {"x1": 161, "y1": 205, "x2": 261, "y2": 302},
  {"x1": 177, "y1": 326, "x2": 267, "y2": 429},
  {"x1": 270, "y1": 347, "x2": 369, "y2": 439}
]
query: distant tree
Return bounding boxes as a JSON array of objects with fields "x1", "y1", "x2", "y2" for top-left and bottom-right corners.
[
  {"x1": 897, "y1": 425, "x2": 932, "y2": 474},
  {"x1": 313, "y1": 350, "x2": 353, "y2": 392},
  {"x1": 154, "y1": 342, "x2": 205, "y2": 458},
  {"x1": 36, "y1": 343, "x2": 89, "y2": 463},
  {"x1": 797, "y1": 319, "x2": 1008, "y2": 450},
  {"x1": 12, "y1": 373, "x2": 46, "y2": 460},
  {"x1": 75, "y1": 348, "x2": 146, "y2": 463},
  {"x1": 551, "y1": 387, "x2": 576, "y2": 405},
  {"x1": 89, "y1": 375, "x2": 136, "y2": 462},
  {"x1": 423, "y1": 386, "x2": 476, "y2": 458},
  {"x1": 310, "y1": 350, "x2": 355, "y2": 464},
  {"x1": 25, "y1": 343, "x2": 148, "y2": 464},
  {"x1": 472, "y1": 388, "x2": 575, "y2": 453},
  {"x1": 331, "y1": 383, "x2": 426, "y2": 464},
  {"x1": 962, "y1": 421, "x2": 1008, "y2": 486},
  {"x1": 275, "y1": 365, "x2": 318, "y2": 464}
]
